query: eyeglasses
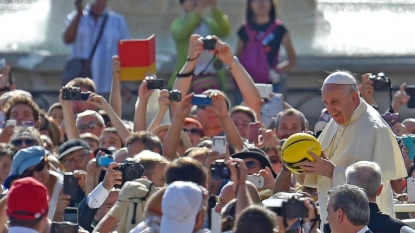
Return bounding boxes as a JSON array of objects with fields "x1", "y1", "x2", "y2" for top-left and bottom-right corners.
[
  {"x1": 11, "y1": 138, "x2": 36, "y2": 147},
  {"x1": 183, "y1": 128, "x2": 201, "y2": 135},
  {"x1": 77, "y1": 122, "x2": 98, "y2": 131},
  {"x1": 245, "y1": 161, "x2": 261, "y2": 169},
  {"x1": 61, "y1": 154, "x2": 87, "y2": 167},
  {"x1": 20, "y1": 160, "x2": 46, "y2": 178}
]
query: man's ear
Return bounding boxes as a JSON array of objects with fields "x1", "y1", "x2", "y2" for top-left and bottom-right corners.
[
  {"x1": 337, "y1": 208, "x2": 345, "y2": 223},
  {"x1": 376, "y1": 184, "x2": 384, "y2": 196}
]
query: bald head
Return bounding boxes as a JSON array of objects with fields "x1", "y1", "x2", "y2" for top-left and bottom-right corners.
[{"x1": 403, "y1": 118, "x2": 415, "y2": 134}]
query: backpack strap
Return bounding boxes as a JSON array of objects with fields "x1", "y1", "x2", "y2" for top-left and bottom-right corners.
[
  {"x1": 260, "y1": 20, "x2": 280, "y2": 43},
  {"x1": 243, "y1": 23, "x2": 257, "y2": 42},
  {"x1": 129, "y1": 182, "x2": 156, "y2": 225}
]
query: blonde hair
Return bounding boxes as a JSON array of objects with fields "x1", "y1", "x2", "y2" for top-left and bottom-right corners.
[{"x1": 135, "y1": 151, "x2": 169, "y2": 179}]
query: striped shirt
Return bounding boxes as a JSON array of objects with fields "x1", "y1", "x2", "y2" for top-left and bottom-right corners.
[{"x1": 261, "y1": 95, "x2": 284, "y2": 129}]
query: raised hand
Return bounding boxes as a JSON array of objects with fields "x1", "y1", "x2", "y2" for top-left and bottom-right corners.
[
  {"x1": 158, "y1": 89, "x2": 170, "y2": 110},
  {"x1": 392, "y1": 83, "x2": 410, "y2": 112},
  {"x1": 188, "y1": 34, "x2": 204, "y2": 62},
  {"x1": 138, "y1": 79, "x2": 155, "y2": 100},
  {"x1": 111, "y1": 55, "x2": 121, "y2": 80},
  {"x1": 174, "y1": 93, "x2": 194, "y2": 119},
  {"x1": 205, "y1": 92, "x2": 228, "y2": 118}
]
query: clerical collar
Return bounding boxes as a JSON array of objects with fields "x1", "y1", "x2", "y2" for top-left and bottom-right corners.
[{"x1": 343, "y1": 98, "x2": 367, "y2": 126}]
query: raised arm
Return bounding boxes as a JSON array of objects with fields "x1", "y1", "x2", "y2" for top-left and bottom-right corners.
[
  {"x1": 60, "y1": 88, "x2": 79, "y2": 139},
  {"x1": 109, "y1": 56, "x2": 122, "y2": 117},
  {"x1": 207, "y1": 93, "x2": 244, "y2": 151},
  {"x1": 163, "y1": 93, "x2": 194, "y2": 160},
  {"x1": 277, "y1": 33, "x2": 297, "y2": 73},
  {"x1": 133, "y1": 79, "x2": 154, "y2": 131},
  {"x1": 63, "y1": 0, "x2": 84, "y2": 44},
  {"x1": 147, "y1": 89, "x2": 170, "y2": 132},
  {"x1": 171, "y1": 34, "x2": 204, "y2": 114},
  {"x1": 86, "y1": 93, "x2": 131, "y2": 145},
  {"x1": 214, "y1": 37, "x2": 262, "y2": 121}
]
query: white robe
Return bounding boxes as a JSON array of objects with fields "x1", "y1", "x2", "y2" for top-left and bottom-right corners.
[{"x1": 301, "y1": 99, "x2": 407, "y2": 226}]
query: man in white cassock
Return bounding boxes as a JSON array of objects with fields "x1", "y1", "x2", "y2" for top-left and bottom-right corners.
[{"x1": 297, "y1": 71, "x2": 406, "y2": 227}]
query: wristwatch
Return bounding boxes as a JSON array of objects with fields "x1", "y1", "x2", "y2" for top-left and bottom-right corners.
[{"x1": 226, "y1": 56, "x2": 239, "y2": 70}]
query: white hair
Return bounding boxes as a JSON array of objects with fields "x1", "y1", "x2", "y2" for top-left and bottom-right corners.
[{"x1": 76, "y1": 110, "x2": 105, "y2": 126}]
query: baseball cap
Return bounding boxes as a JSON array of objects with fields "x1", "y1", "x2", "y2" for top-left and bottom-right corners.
[
  {"x1": 160, "y1": 181, "x2": 207, "y2": 233},
  {"x1": 184, "y1": 117, "x2": 204, "y2": 134},
  {"x1": 4, "y1": 146, "x2": 46, "y2": 189},
  {"x1": 7, "y1": 177, "x2": 49, "y2": 220},
  {"x1": 231, "y1": 148, "x2": 278, "y2": 178},
  {"x1": 59, "y1": 138, "x2": 90, "y2": 160}
]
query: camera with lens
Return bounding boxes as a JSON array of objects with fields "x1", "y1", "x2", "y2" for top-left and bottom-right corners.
[
  {"x1": 113, "y1": 159, "x2": 145, "y2": 189},
  {"x1": 369, "y1": 72, "x2": 390, "y2": 90},
  {"x1": 263, "y1": 192, "x2": 308, "y2": 218},
  {"x1": 169, "y1": 90, "x2": 182, "y2": 102},
  {"x1": 147, "y1": 79, "x2": 164, "y2": 90},
  {"x1": 62, "y1": 87, "x2": 90, "y2": 101},
  {"x1": 201, "y1": 36, "x2": 217, "y2": 50},
  {"x1": 210, "y1": 159, "x2": 230, "y2": 180}
]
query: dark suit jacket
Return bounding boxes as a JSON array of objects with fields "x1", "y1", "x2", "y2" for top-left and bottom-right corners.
[{"x1": 323, "y1": 202, "x2": 407, "y2": 233}]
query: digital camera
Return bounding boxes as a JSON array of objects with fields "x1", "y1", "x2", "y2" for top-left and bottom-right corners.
[
  {"x1": 147, "y1": 79, "x2": 164, "y2": 90},
  {"x1": 369, "y1": 72, "x2": 391, "y2": 90},
  {"x1": 202, "y1": 36, "x2": 216, "y2": 50},
  {"x1": 282, "y1": 196, "x2": 309, "y2": 218},
  {"x1": 169, "y1": 90, "x2": 182, "y2": 102},
  {"x1": 210, "y1": 159, "x2": 230, "y2": 180},
  {"x1": 263, "y1": 192, "x2": 308, "y2": 218},
  {"x1": 191, "y1": 94, "x2": 212, "y2": 106},
  {"x1": 62, "y1": 87, "x2": 90, "y2": 101},
  {"x1": 96, "y1": 154, "x2": 114, "y2": 167},
  {"x1": 114, "y1": 159, "x2": 145, "y2": 189}
]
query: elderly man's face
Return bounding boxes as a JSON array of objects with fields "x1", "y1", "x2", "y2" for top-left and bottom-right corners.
[
  {"x1": 77, "y1": 115, "x2": 104, "y2": 137},
  {"x1": 322, "y1": 84, "x2": 358, "y2": 126}
]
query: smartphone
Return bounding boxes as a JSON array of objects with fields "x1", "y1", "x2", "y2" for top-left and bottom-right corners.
[
  {"x1": 248, "y1": 122, "x2": 260, "y2": 144},
  {"x1": 63, "y1": 172, "x2": 83, "y2": 204},
  {"x1": 63, "y1": 207, "x2": 78, "y2": 224},
  {"x1": 407, "y1": 177, "x2": 415, "y2": 203},
  {"x1": 50, "y1": 221, "x2": 78, "y2": 233},
  {"x1": 380, "y1": 113, "x2": 399, "y2": 126},
  {"x1": 191, "y1": 94, "x2": 212, "y2": 106},
  {"x1": 402, "y1": 135, "x2": 415, "y2": 160},
  {"x1": 406, "y1": 85, "x2": 415, "y2": 109},
  {"x1": 212, "y1": 136, "x2": 227, "y2": 155},
  {"x1": 254, "y1": 84, "x2": 273, "y2": 98},
  {"x1": 247, "y1": 175, "x2": 264, "y2": 188},
  {"x1": 21, "y1": 121, "x2": 34, "y2": 127},
  {"x1": 4, "y1": 119, "x2": 16, "y2": 127}
]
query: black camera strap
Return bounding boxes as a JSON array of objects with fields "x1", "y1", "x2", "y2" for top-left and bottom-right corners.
[{"x1": 194, "y1": 52, "x2": 218, "y2": 76}]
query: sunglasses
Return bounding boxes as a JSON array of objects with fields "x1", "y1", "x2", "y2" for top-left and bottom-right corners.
[
  {"x1": 20, "y1": 160, "x2": 46, "y2": 178},
  {"x1": 245, "y1": 161, "x2": 261, "y2": 169},
  {"x1": 11, "y1": 138, "x2": 36, "y2": 147},
  {"x1": 77, "y1": 122, "x2": 98, "y2": 131},
  {"x1": 183, "y1": 128, "x2": 201, "y2": 135}
]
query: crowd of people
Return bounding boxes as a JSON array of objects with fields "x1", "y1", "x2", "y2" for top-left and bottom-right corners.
[{"x1": 0, "y1": 0, "x2": 414, "y2": 233}]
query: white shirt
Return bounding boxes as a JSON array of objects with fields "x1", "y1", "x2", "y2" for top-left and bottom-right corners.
[
  {"x1": 86, "y1": 182, "x2": 110, "y2": 208},
  {"x1": 302, "y1": 100, "x2": 407, "y2": 226},
  {"x1": 66, "y1": 4, "x2": 130, "y2": 93},
  {"x1": 356, "y1": 226, "x2": 370, "y2": 233},
  {"x1": 8, "y1": 226, "x2": 39, "y2": 233}
]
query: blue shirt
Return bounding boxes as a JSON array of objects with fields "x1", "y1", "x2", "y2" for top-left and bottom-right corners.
[{"x1": 66, "y1": 4, "x2": 130, "y2": 93}]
